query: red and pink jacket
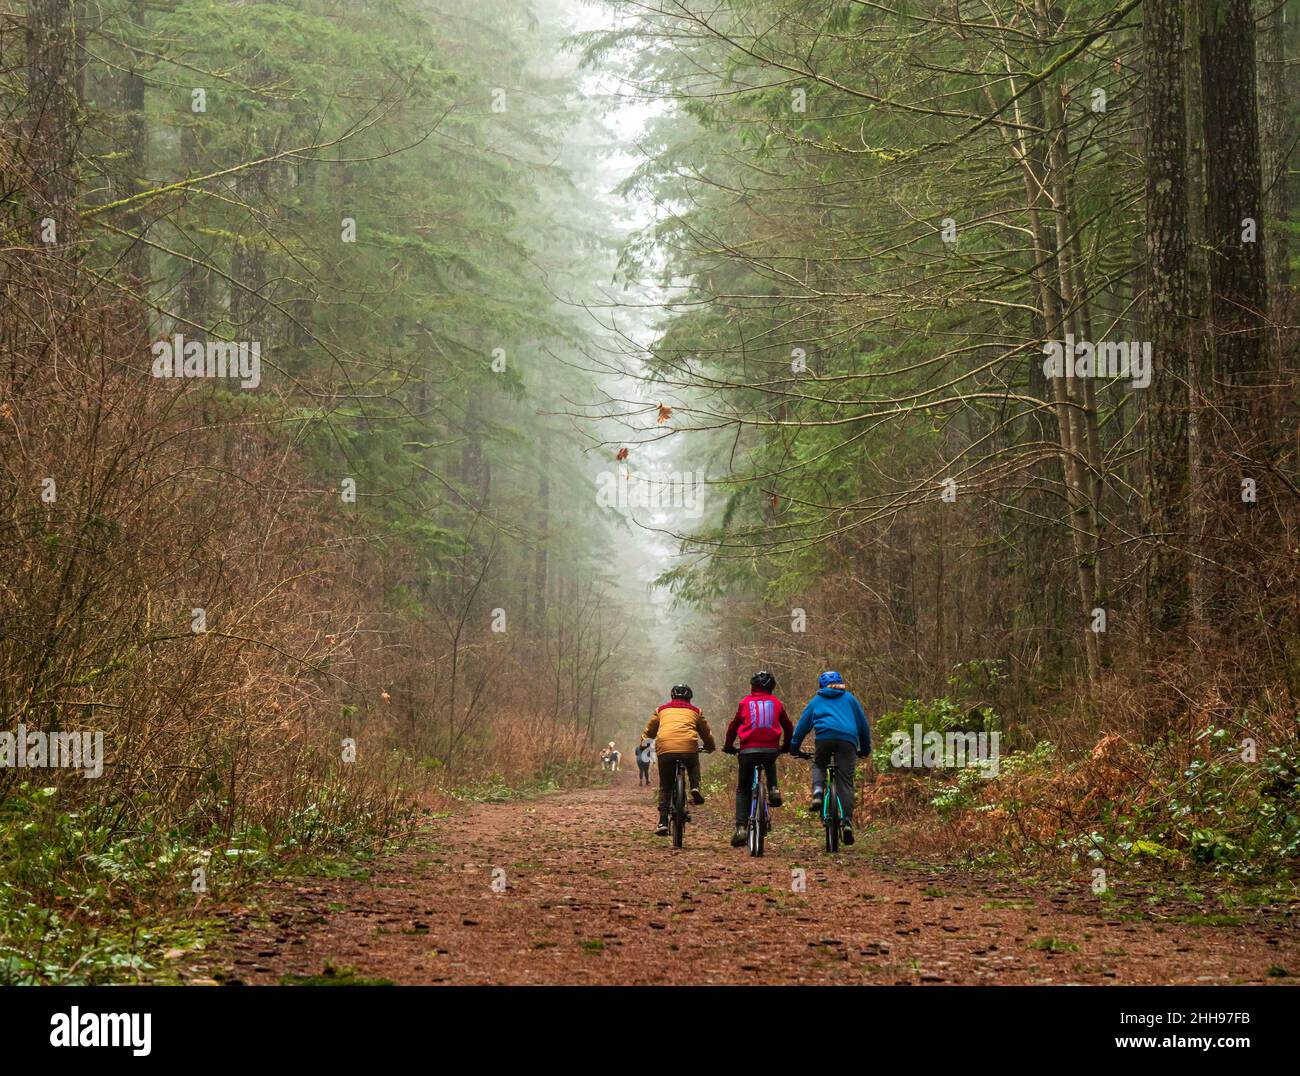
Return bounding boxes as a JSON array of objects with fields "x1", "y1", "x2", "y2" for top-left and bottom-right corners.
[{"x1": 724, "y1": 692, "x2": 793, "y2": 751}]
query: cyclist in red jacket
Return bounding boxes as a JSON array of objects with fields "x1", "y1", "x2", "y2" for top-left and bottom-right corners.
[{"x1": 723, "y1": 671, "x2": 793, "y2": 847}]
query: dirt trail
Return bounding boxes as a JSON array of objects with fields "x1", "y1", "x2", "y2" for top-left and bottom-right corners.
[{"x1": 205, "y1": 775, "x2": 1298, "y2": 985}]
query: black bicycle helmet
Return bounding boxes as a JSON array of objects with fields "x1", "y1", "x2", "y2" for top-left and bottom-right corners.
[
  {"x1": 750, "y1": 670, "x2": 776, "y2": 693},
  {"x1": 670, "y1": 684, "x2": 693, "y2": 701}
]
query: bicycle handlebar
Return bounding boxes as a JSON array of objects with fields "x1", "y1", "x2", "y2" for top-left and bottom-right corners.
[{"x1": 789, "y1": 748, "x2": 870, "y2": 760}]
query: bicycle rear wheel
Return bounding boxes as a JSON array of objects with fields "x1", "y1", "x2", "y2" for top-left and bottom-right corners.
[
  {"x1": 748, "y1": 772, "x2": 766, "y2": 857},
  {"x1": 671, "y1": 765, "x2": 686, "y2": 848},
  {"x1": 824, "y1": 768, "x2": 840, "y2": 853}
]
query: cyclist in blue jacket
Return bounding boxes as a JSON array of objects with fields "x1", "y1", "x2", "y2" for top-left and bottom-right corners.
[{"x1": 789, "y1": 670, "x2": 872, "y2": 845}]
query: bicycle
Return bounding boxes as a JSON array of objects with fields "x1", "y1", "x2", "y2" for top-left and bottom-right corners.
[
  {"x1": 792, "y1": 748, "x2": 849, "y2": 852},
  {"x1": 723, "y1": 746, "x2": 772, "y2": 856},
  {"x1": 668, "y1": 745, "x2": 713, "y2": 849}
]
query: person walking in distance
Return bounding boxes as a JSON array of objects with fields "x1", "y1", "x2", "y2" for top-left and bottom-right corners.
[{"x1": 635, "y1": 737, "x2": 655, "y2": 786}]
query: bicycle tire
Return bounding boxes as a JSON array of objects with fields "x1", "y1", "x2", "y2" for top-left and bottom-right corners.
[
  {"x1": 825, "y1": 767, "x2": 839, "y2": 853},
  {"x1": 749, "y1": 770, "x2": 766, "y2": 857},
  {"x1": 672, "y1": 765, "x2": 686, "y2": 848}
]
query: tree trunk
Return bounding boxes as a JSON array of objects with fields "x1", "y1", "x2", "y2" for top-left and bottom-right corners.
[
  {"x1": 121, "y1": 0, "x2": 149, "y2": 298},
  {"x1": 1201, "y1": 0, "x2": 1270, "y2": 430},
  {"x1": 1185, "y1": 0, "x2": 1214, "y2": 627},
  {"x1": 1257, "y1": 0, "x2": 1291, "y2": 301},
  {"x1": 179, "y1": 124, "x2": 210, "y2": 337},
  {"x1": 1256, "y1": 0, "x2": 1290, "y2": 428},
  {"x1": 1144, "y1": 0, "x2": 1192, "y2": 633},
  {"x1": 1040, "y1": 77, "x2": 1103, "y2": 682},
  {"x1": 532, "y1": 441, "x2": 550, "y2": 630},
  {"x1": 26, "y1": 0, "x2": 78, "y2": 250},
  {"x1": 1199, "y1": 0, "x2": 1271, "y2": 616}
]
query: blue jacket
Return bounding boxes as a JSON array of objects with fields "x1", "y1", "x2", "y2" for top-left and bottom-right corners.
[{"x1": 791, "y1": 687, "x2": 871, "y2": 752}]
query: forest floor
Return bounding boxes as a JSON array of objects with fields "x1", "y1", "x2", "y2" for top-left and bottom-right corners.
[{"x1": 195, "y1": 774, "x2": 1299, "y2": 985}]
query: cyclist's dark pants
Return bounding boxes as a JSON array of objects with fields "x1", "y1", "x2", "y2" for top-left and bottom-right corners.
[
  {"x1": 656, "y1": 752, "x2": 700, "y2": 823},
  {"x1": 735, "y1": 748, "x2": 780, "y2": 823},
  {"x1": 637, "y1": 760, "x2": 651, "y2": 785},
  {"x1": 811, "y1": 738, "x2": 857, "y2": 822}
]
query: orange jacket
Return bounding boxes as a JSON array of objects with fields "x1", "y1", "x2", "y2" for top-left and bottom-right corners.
[{"x1": 642, "y1": 700, "x2": 715, "y2": 755}]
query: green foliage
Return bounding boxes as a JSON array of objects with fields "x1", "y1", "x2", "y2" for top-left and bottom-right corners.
[
  {"x1": 871, "y1": 695, "x2": 1001, "y2": 775},
  {"x1": 0, "y1": 781, "x2": 408, "y2": 984},
  {"x1": 280, "y1": 965, "x2": 394, "y2": 986},
  {"x1": 918, "y1": 718, "x2": 1300, "y2": 881},
  {"x1": 1125, "y1": 728, "x2": 1300, "y2": 873},
  {"x1": 929, "y1": 766, "x2": 991, "y2": 819},
  {"x1": 1028, "y1": 937, "x2": 1079, "y2": 953}
]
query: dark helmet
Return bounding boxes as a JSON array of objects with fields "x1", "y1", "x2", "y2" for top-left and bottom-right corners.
[
  {"x1": 750, "y1": 670, "x2": 776, "y2": 693},
  {"x1": 670, "y1": 684, "x2": 693, "y2": 701}
]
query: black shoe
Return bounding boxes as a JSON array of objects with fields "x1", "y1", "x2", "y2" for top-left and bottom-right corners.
[
  {"x1": 841, "y1": 824, "x2": 855, "y2": 845},
  {"x1": 690, "y1": 788, "x2": 705, "y2": 805},
  {"x1": 655, "y1": 823, "x2": 669, "y2": 837},
  {"x1": 810, "y1": 788, "x2": 823, "y2": 812},
  {"x1": 731, "y1": 825, "x2": 747, "y2": 847},
  {"x1": 769, "y1": 789, "x2": 783, "y2": 807}
]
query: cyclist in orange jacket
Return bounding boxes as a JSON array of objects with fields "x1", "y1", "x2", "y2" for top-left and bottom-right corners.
[{"x1": 641, "y1": 684, "x2": 715, "y2": 836}]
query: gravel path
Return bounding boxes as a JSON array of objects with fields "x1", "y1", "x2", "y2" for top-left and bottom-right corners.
[{"x1": 205, "y1": 775, "x2": 1300, "y2": 985}]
